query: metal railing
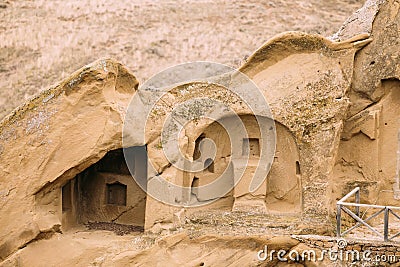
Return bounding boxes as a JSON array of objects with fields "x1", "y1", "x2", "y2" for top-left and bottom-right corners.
[{"x1": 337, "y1": 187, "x2": 400, "y2": 242}]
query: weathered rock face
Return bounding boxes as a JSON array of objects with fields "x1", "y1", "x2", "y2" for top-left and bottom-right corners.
[
  {"x1": 0, "y1": 59, "x2": 138, "y2": 260},
  {"x1": 239, "y1": 32, "x2": 371, "y2": 220},
  {"x1": 1, "y1": 0, "x2": 400, "y2": 265},
  {"x1": 349, "y1": 0, "x2": 400, "y2": 115},
  {"x1": 332, "y1": 0, "x2": 400, "y2": 213},
  {"x1": 136, "y1": 31, "x2": 374, "y2": 229}
]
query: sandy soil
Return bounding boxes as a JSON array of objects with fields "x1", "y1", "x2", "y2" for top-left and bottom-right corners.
[{"x1": 0, "y1": 0, "x2": 364, "y2": 120}]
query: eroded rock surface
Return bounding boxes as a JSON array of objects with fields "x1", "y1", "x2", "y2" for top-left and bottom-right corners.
[
  {"x1": 0, "y1": 59, "x2": 138, "y2": 260},
  {"x1": 0, "y1": 0, "x2": 400, "y2": 266}
]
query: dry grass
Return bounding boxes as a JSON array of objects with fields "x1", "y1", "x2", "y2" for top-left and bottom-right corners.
[{"x1": 0, "y1": 0, "x2": 364, "y2": 120}]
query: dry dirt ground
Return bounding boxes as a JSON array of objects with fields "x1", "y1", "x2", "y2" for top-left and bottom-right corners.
[{"x1": 0, "y1": 0, "x2": 364, "y2": 121}]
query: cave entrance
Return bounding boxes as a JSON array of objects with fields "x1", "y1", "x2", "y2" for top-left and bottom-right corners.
[{"x1": 61, "y1": 146, "x2": 148, "y2": 231}]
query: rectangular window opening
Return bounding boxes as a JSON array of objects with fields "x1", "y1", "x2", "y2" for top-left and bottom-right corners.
[
  {"x1": 106, "y1": 182, "x2": 127, "y2": 206},
  {"x1": 242, "y1": 138, "x2": 260, "y2": 157}
]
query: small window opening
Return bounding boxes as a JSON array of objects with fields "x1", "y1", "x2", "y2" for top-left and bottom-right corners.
[
  {"x1": 242, "y1": 138, "x2": 260, "y2": 157},
  {"x1": 204, "y1": 158, "x2": 214, "y2": 173},
  {"x1": 296, "y1": 161, "x2": 301, "y2": 175},
  {"x1": 106, "y1": 182, "x2": 127, "y2": 206}
]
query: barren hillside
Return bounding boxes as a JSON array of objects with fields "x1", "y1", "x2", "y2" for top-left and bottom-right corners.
[{"x1": 0, "y1": 0, "x2": 364, "y2": 120}]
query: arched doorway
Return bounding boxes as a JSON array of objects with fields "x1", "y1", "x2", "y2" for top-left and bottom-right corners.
[{"x1": 61, "y1": 146, "x2": 148, "y2": 230}]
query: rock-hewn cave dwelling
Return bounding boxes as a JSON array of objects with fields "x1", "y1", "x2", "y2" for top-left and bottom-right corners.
[{"x1": 0, "y1": 0, "x2": 399, "y2": 263}]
